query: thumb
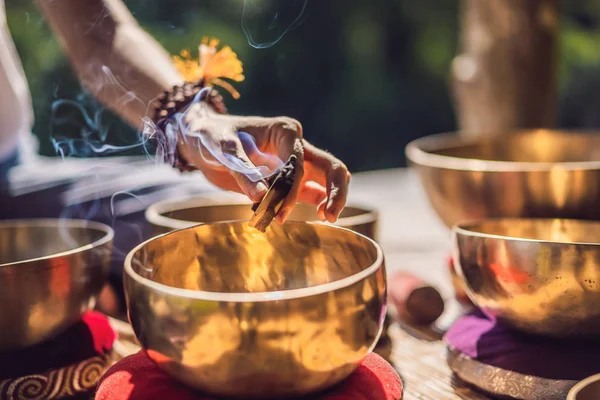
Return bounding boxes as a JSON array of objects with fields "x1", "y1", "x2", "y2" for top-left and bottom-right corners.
[
  {"x1": 230, "y1": 170, "x2": 269, "y2": 203},
  {"x1": 222, "y1": 137, "x2": 269, "y2": 202}
]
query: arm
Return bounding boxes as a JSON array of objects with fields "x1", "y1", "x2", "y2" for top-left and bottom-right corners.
[
  {"x1": 35, "y1": 0, "x2": 350, "y2": 222},
  {"x1": 35, "y1": 0, "x2": 183, "y2": 130}
]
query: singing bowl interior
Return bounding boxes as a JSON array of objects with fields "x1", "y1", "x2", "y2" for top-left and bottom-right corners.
[
  {"x1": 0, "y1": 219, "x2": 113, "y2": 350},
  {"x1": 145, "y1": 197, "x2": 378, "y2": 239},
  {"x1": 452, "y1": 218, "x2": 600, "y2": 337},
  {"x1": 406, "y1": 130, "x2": 600, "y2": 228},
  {"x1": 124, "y1": 221, "x2": 386, "y2": 399}
]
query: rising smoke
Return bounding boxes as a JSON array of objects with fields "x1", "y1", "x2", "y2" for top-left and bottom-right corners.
[
  {"x1": 241, "y1": 0, "x2": 309, "y2": 49},
  {"x1": 50, "y1": 0, "x2": 310, "y2": 169},
  {"x1": 45, "y1": 0, "x2": 310, "y2": 256}
]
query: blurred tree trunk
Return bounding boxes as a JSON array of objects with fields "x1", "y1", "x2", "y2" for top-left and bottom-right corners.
[{"x1": 452, "y1": 0, "x2": 560, "y2": 137}]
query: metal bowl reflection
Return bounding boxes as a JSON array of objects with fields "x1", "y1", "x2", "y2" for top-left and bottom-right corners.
[
  {"x1": 145, "y1": 195, "x2": 378, "y2": 240},
  {"x1": 0, "y1": 219, "x2": 113, "y2": 350},
  {"x1": 406, "y1": 130, "x2": 600, "y2": 228},
  {"x1": 124, "y1": 221, "x2": 386, "y2": 399},
  {"x1": 453, "y1": 218, "x2": 600, "y2": 337}
]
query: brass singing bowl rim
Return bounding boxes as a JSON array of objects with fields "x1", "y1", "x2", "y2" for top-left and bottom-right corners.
[
  {"x1": 0, "y1": 218, "x2": 114, "y2": 268},
  {"x1": 144, "y1": 196, "x2": 378, "y2": 231},
  {"x1": 405, "y1": 129, "x2": 600, "y2": 172},
  {"x1": 567, "y1": 373, "x2": 600, "y2": 400},
  {"x1": 453, "y1": 218, "x2": 600, "y2": 246},
  {"x1": 124, "y1": 220, "x2": 384, "y2": 303}
]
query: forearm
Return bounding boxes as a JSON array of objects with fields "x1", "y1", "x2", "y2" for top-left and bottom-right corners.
[{"x1": 35, "y1": 0, "x2": 183, "y2": 130}]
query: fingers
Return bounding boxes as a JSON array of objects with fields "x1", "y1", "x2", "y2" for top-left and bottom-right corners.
[
  {"x1": 230, "y1": 171, "x2": 268, "y2": 202},
  {"x1": 204, "y1": 167, "x2": 328, "y2": 213},
  {"x1": 179, "y1": 135, "x2": 269, "y2": 202},
  {"x1": 275, "y1": 138, "x2": 304, "y2": 223},
  {"x1": 185, "y1": 113, "x2": 271, "y2": 202},
  {"x1": 267, "y1": 120, "x2": 304, "y2": 224},
  {"x1": 233, "y1": 116, "x2": 349, "y2": 223},
  {"x1": 304, "y1": 140, "x2": 351, "y2": 222},
  {"x1": 188, "y1": 113, "x2": 348, "y2": 224},
  {"x1": 297, "y1": 180, "x2": 327, "y2": 206},
  {"x1": 235, "y1": 116, "x2": 305, "y2": 223},
  {"x1": 201, "y1": 168, "x2": 243, "y2": 193},
  {"x1": 225, "y1": 137, "x2": 269, "y2": 202},
  {"x1": 227, "y1": 116, "x2": 304, "y2": 150},
  {"x1": 237, "y1": 131, "x2": 283, "y2": 173}
]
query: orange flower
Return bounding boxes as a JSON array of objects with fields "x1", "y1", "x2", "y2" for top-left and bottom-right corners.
[{"x1": 172, "y1": 37, "x2": 245, "y2": 99}]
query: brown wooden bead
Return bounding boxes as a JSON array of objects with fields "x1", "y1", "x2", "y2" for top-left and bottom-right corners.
[{"x1": 388, "y1": 271, "x2": 445, "y2": 325}]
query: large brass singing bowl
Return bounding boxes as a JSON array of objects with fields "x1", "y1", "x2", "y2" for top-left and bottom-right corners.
[
  {"x1": 0, "y1": 219, "x2": 113, "y2": 350},
  {"x1": 145, "y1": 196, "x2": 378, "y2": 240},
  {"x1": 452, "y1": 218, "x2": 600, "y2": 337},
  {"x1": 406, "y1": 130, "x2": 600, "y2": 228},
  {"x1": 124, "y1": 221, "x2": 386, "y2": 399}
]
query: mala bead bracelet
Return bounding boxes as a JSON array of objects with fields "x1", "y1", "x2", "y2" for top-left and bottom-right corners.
[
  {"x1": 152, "y1": 80, "x2": 227, "y2": 122},
  {"x1": 151, "y1": 81, "x2": 228, "y2": 172}
]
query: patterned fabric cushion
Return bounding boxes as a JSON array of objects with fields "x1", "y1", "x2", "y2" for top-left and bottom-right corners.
[{"x1": 0, "y1": 312, "x2": 116, "y2": 400}]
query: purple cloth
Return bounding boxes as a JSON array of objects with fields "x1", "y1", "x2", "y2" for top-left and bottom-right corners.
[{"x1": 444, "y1": 310, "x2": 600, "y2": 380}]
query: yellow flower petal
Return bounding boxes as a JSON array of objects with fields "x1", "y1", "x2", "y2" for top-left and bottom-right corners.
[
  {"x1": 173, "y1": 37, "x2": 244, "y2": 98},
  {"x1": 210, "y1": 78, "x2": 241, "y2": 99}
]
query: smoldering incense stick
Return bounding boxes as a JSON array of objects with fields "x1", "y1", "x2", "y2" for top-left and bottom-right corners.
[{"x1": 249, "y1": 155, "x2": 297, "y2": 232}]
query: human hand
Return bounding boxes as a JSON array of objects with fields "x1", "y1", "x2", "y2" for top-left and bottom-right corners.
[{"x1": 175, "y1": 101, "x2": 350, "y2": 223}]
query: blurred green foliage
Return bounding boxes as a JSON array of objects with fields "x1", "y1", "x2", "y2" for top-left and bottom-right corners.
[{"x1": 5, "y1": 0, "x2": 600, "y2": 171}]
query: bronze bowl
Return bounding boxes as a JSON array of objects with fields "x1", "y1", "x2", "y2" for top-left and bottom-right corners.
[
  {"x1": 452, "y1": 218, "x2": 600, "y2": 337},
  {"x1": 145, "y1": 195, "x2": 378, "y2": 240},
  {"x1": 124, "y1": 221, "x2": 386, "y2": 399},
  {"x1": 0, "y1": 219, "x2": 113, "y2": 350},
  {"x1": 406, "y1": 129, "x2": 600, "y2": 228}
]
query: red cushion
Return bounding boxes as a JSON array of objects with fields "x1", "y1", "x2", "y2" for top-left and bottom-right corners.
[
  {"x1": 96, "y1": 351, "x2": 403, "y2": 400},
  {"x1": 0, "y1": 311, "x2": 116, "y2": 400}
]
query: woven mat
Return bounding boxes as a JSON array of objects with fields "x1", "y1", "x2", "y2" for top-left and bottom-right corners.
[
  {"x1": 108, "y1": 317, "x2": 493, "y2": 400},
  {"x1": 388, "y1": 323, "x2": 492, "y2": 399}
]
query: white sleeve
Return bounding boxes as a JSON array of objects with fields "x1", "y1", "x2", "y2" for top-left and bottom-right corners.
[{"x1": 0, "y1": 0, "x2": 36, "y2": 163}]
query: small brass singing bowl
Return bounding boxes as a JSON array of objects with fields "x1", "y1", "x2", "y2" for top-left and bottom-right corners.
[
  {"x1": 406, "y1": 129, "x2": 600, "y2": 228},
  {"x1": 145, "y1": 196, "x2": 378, "y2": 240},
  {"x1": 124, "y1": 221, "x2": 386, "y2": 399},
  {"x1": 0, "y1": 219, "x2": 113, "y2": 350},
  {"x1": 452, "y1": 218, "x2": 600, "y2": 337}
]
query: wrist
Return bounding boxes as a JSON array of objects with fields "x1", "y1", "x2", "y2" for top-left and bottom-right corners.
[
  {"x1": 151, "y1": 81, "x2": 228, "y2": 172},
  {"x1": 152, "y1": 81, "x2": 227, "y2": 122}
]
